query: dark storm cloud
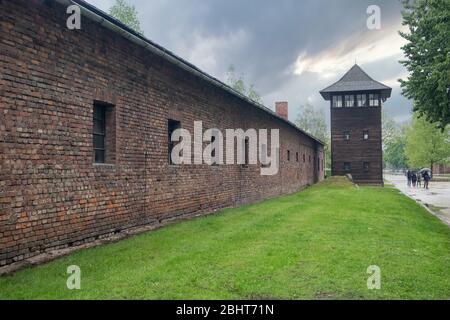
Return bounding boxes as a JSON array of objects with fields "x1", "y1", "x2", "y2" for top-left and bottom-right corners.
[{"x1": 87, "y1": 0, "x2": 412, "y2": 124}]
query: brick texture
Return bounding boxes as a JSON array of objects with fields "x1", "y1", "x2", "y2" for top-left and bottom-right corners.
[{"x1": 0, "y1": 0, "x2": 325, "y2": 266}]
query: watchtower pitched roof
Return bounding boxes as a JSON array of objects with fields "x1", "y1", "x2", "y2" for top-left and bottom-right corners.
[{"x1": 320, "y1": 64, "x2": 392, "y2": 100}]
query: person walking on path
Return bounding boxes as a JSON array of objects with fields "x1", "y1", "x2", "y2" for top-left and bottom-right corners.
[
  {"x1": 407, "y1": 170, "x2": 412, "y2": 187},
  {"x1": 423, "y1": 171, "x2": 431, "y2": 190},
  {"x1": 412, "y1": 172, "x2": 417, "y2": 188},
  {"x1": 417, "y1": 173, "x2": 422, "y2": 188}
]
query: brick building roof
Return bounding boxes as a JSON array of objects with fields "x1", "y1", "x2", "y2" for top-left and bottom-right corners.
[{"x1": 54, "y1": 0, "x2": 325, "y2": 146}]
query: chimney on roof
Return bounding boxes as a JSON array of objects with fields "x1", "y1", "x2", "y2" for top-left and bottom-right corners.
[{"x1": 275, "y1": 102, "x2": 288, "y2": 120}]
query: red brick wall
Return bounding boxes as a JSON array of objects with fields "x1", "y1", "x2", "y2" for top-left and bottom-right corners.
[{"x1": 0, "y1": 0, "x2": 324, "y2": 266}]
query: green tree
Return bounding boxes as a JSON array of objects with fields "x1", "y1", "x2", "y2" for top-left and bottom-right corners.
[
  {"x1": 295, "y1": 103, "x2": 328, "y2": 142},
  {"x1": 226, "y1": 65, "x2": 263, "y2": 104},
  {"x1": 109, "y1": 0, "x2": 143, "y2": 35},
  {"x1": 384, "y1": 126, "x2": 408, "y2": 169},
  {"x1": 405, "y1": 115, "x2": 450, "y2": 170},
  {"x1": 399, "y1": 0, "x2": 450, "y2": 129},
  {"x1": 382, "y1": 111, "x2": 399, "y2": 149},
  {"x1": 295, "y1": 104, "x2": 330, "y2": 170}
]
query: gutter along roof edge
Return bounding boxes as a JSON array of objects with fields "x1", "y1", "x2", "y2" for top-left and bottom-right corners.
[{"x1": 54, "y1": 0, "x2": 325, "y2": 146}]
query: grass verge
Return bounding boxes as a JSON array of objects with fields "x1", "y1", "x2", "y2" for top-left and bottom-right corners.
[{"x1": 0, "y1": 177, "x2": 449, "y2": 299}]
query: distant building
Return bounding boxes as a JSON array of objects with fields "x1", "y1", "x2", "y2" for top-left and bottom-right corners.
[
  {"x1": 435, "y1": 163, "x2": 450, "y2": 175},
  {"x1": 320, "y1": 65, "x2": 392, "y2": 185}
]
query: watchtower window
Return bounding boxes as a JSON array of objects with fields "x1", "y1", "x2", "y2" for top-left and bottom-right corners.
[
  {"x1": 296, "y1": 152, "x2": 299, "y2": 162},
  {"x1": 344, "y1": 131, "x2": 350, "y2": 141},
  {"x1": 332, "y1": 95, "x2": 343, "y2": 108},
  {"x1": 343, "y1": 162, "x2": 351, "y2": 171},
  {"x1": 357, "y1": 94, "x2": 366, "y2": 107},
  {"x1": 303, "y1": 154, "x2": 306, "y2": 163},
  {"x1": 369, "y1": 93, "x2": 380, "y2": 107},
  {"x1": 363, "y1": 130, "x2": 369, "y2": 140},
  {"x1": 287, "y1": 150, "x2": 291, "y2": 161},
  {"x1": 363, "y1": 162, "x2": 370, "y2": 172},
  {"x1": 345, "y1": 95, "x2": 355, "y2": 107}
]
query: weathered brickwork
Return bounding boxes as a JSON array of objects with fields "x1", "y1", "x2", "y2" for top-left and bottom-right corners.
[{"x1": 0, "y1": 0, "x2": 324, "y2": 266}]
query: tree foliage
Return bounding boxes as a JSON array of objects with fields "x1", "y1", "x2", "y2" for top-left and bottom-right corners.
[
  {"x1": 295, "y1": 103, "x2": 328, "y2": 143},
  {"x1": 382, "y1": 111, "x2": 400, "y2": 149},
  {"x1": 295, "y1": 104, "x2": 330, "y2": 168},
  {"x1": 384, "y1": 126, "x2": 408, "y2": 169},
  {"x1": 399, "y1": 0, "x2": 450, "y2": 129},
  {"x1": 405, "y1": 114, "x2": 450, "y2": 170},
  {"x1": 226, "y1": 65, "x2": 263, "y2": 104},
  {"x1": 109, "y1": 0, "x2": 143, "y2": 35}
]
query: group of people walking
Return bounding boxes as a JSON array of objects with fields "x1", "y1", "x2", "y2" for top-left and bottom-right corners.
[{"x1": 406, "y1": 170, "x2": 431, "y2": 190}]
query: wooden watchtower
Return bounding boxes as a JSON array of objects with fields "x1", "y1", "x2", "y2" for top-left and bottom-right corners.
[{"x1": 320, "y1": 65, "x2": 392, "y2": 185}]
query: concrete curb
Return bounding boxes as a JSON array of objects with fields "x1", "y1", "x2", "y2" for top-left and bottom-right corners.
[{"x1": 391, "y1": 184, "x2": 450, "y2": 228}]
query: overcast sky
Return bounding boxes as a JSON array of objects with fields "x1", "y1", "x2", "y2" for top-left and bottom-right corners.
[{"x1": 87, "y1": 0, "x2": 413, "y2": 127}]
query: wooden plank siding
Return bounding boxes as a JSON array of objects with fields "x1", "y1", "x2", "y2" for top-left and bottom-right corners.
[{"x1": 330, "y1": 95, "x2": 383, "y2": 185}]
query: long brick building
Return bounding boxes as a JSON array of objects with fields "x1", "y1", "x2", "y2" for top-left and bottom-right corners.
[{"x1": 0, "y1": 0, "x2": 324, "y2": 266}]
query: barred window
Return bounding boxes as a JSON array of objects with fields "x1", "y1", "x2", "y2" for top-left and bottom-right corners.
[
  {"x1": 357, "y1": 94, "x2": 366, "y2": 107},
  {"x1": 93, "y1": 104, "x2": 106, "y2": 163},
  {"x1": 168, "y1": 119, "x2": 181, "y2": 165},
  {"x1": 244, "y1": 137, "x2": 250, "y2": 165},
  {"x1": 332, "y1": 95, "x2": 343, "y2": 108},
  {"x1": 369, "y1": 93, "x2": 380, "y2": 107},
  {"x1": 345, "y1": 95, "x2": 355, "y2": 107}
]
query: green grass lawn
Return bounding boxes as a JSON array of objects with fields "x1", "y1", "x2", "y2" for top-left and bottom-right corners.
[{"x1": 1, "y1": 177, "x2": 449, "y2": 300}]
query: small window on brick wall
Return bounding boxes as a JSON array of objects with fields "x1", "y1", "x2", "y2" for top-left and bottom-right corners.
[
  {"x1": 296, "y1": 152, "x2": 299, "y2": 162},
  {"x1": 287, "y1": 150, "x2": 291, "y2": 161},
  {"x1": 211, "y1": 135, "x2": 217, "y2": 165},
  {"x1": 168, "y1": 119, "x2": 181, "y2": 165},
  {"x1": 93, "y1": 102, "x2": 115, "y2": 164},
  {"x1": 245, "y1": 137, "x2": 250, "y2": 165}
]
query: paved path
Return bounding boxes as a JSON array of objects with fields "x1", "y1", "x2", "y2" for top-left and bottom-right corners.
[{"x1": 385, "y1": 174, "x2": 450, "y2": 227}]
